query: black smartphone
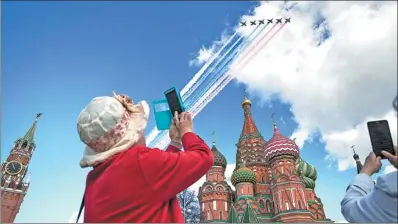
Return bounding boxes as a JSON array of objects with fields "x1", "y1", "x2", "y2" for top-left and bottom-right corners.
[
  {"x1": 367, "y1": 120, "x2": 395, "y2": 159},
  {"x1": 164, "y1": 87, "x2": 185, "y2": 116}
]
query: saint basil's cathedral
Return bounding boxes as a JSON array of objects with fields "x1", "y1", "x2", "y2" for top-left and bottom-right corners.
[{"x1": 198, "y1": 94, "x2": 333, "y2": 223}]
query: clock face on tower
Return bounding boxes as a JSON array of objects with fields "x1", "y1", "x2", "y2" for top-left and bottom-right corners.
[{"x1": 5, "y1": 161, "x2": 23, "y2": 175}]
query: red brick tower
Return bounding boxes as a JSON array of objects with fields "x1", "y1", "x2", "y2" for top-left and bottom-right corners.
[
  {"x1": 199, "y1": 133, "x2": 234, "y2": 222},
  {"x1": 264, "y1": 116, "x2": 313, "y2": 222},
  {"x1": 1, "y1": 113, "x2": 42, "y2": 223}
]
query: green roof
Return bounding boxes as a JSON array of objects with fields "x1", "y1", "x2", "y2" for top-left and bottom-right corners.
[
  {"x1": 241, "y1": 204, "x2": 259, "y2": 223},
  {"x1": 231, "y1": 166, "x2": 257, "y2": 186},
  {"x1": 211, "y1": 145, "x2": 227, "y2": 168},
  {"x1": 226, "y1": 204, "x2": 238, "y2": 223}
]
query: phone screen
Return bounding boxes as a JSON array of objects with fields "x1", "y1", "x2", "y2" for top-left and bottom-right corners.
[
  {"x1": 165, "y1": 89, "x2": 183, "y2": 115},
  {"x1": 367, "y1": 120, "x2": 395, "y2": 159}
]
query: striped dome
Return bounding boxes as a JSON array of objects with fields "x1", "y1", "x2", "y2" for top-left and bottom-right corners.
[
  {"x1": 231, "y1": 166, "x2": 257, "y2": 186},
  {"x1": 264, "y1": 125, "x2": 299, "y2": 161},
  {"x1": 302, "y1": 176, "x2": 316, "y2": 189},
  {"x1": 296, "y1": 157, "x2": 317, "y2": 181},
  {"x1": 211, "y1": 145, "x2": 227, "y2": 168}
]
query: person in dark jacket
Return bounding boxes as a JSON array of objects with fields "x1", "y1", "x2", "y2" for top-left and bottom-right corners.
[{"x1": 77, "y1": 92, "x2": 213, "y2": 223}]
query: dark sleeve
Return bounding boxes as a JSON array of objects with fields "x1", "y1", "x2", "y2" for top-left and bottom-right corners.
[{"x1": 138, "y1": 132, "x2": 213, "y2": 200}]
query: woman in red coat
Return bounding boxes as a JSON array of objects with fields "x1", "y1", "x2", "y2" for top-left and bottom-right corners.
[{"x1": 77, "y1": 92, "x2": 213, "y2": 223}]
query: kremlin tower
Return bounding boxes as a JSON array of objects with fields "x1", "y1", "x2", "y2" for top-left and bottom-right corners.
[
  {"x1": 198, "y1": 92, "x2": 332, "y2": 223},
  {"x1": 1, "y1": 113, "x2": 42, "y2": 223}
]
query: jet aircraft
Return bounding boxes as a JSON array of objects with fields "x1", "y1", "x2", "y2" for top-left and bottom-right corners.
[
  {"x1": 267, "y1": 19, "x2": 273, "y2": 24},
  {"x1": 276, "y1": 18, "x2": 282, "y2": 24},
  {"x1": 285, "y1": 18, "x2": 291, "y2": 23},
  {"x1": 258, "y1": 19, "x2": 265, "y2": 25},
  {"x1": 240, "y1": 21, "x2": 247, "y2": 26},
  {"x1": 250, "y1": 21, "x2": 256, "y2": 26}
]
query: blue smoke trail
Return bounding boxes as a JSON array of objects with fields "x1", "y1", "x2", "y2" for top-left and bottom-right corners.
[
  {"x1": 184, "y1": 23, "x2": 271, "y2": 110},
  {"x1": 148, "y1": 23, "x2": 271, "y2": 148}
]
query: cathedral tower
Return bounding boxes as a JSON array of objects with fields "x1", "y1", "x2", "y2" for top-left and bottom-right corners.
[
  {"x1": 264, "y1": 117, "x2": 313, "y2": 222},
  {"x1": 199, "y1": 133, "x2": 233, "y2": 222},
  {"x1": 1, "y1": 113, "x2": 42, "y2": 223}
]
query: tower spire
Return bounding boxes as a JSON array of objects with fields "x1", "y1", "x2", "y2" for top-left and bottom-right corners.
[
  {"x1": 351, "y1": 145, "x2": 363, "y2": 174},
  {"x1": 212, "y1": 131, "x2": 216, "y2": 145},
  {"x1": 271, "y1": 112, "x2": 279, "y2": 134},
  {"x1": 22, "y1": 113, "x2": 42, "y2": 143}
]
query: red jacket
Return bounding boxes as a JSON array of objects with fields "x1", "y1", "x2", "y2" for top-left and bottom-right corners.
[{"x1": 83, "y1": 132, "x2": 213, "y2": 223}]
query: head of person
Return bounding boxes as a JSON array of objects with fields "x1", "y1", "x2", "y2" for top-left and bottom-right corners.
[{"x1": 77, "y1": 92, "x2": 150, "y2": 168}]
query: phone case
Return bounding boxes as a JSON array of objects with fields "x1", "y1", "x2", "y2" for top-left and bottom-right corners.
[{"x1": 153, "y1": 99, "x2": 172, "y2": 130}]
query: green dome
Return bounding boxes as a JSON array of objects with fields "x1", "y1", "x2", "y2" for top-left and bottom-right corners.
[
  {"x1": 302, "y1": 176, "x2": 316, "y2": 189},
  {"x1": 211, "y1": 145, "x2": 227, "y2": 168},
  {"x1": 231, "y1": 166, "x2": 257, "y2": 186},
  {"x1": 296, "y1": 157, "x2": 317, "y2": 181}
]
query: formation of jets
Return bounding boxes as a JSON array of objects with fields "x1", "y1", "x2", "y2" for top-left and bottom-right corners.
[{"x1": 240, "y1": 18, "x2": 291, "y2": 26}]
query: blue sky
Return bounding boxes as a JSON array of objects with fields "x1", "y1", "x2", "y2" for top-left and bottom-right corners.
[{"x1": 1, "y1": 1, "x2": 388, "y2": 222}]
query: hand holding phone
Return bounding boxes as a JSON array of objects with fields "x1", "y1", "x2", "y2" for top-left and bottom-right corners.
[
  {"x1": 367, "y1": 120, "x2": 395, "y2": 159},
  {"x1": 381, "y1": 145, "x2": 398, "y2": 169}
]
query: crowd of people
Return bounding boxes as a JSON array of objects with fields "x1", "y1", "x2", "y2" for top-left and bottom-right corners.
[{"x1": 75, "y1": 92, "x2": 397, "y2": 223}]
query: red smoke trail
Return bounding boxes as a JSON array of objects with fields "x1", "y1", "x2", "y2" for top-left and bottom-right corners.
[
  {"x1": 233, "y1": 23, "x2": 279, "y2": 70},
  {"x1": 239, "y1": 23, "x2": 286, "y2": 71}
]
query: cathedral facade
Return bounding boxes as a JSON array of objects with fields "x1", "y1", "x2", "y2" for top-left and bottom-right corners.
[{"x1": 198, "y1": 96, "x2": 332, "y2": 223}]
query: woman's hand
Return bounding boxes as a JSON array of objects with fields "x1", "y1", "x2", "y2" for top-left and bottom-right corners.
[
  {"x1": 173, "y1": 111, "x2": 193, "y2": 137},
  {"x1": 169, "y1": 117, "x2": 181, "y2": 143}
]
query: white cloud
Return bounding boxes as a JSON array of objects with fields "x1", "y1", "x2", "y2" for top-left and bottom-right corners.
[
  {"x1": 383, "y1": 165, "x2": 397, "y2": 174},
  {"x1": 189, "y1": 164, "x2": 236, "y2": 194},
  {"x1": 202, "y1": 1, "x2": 398, "y2": 171},
  {"x1": 335, "y1": 220, "x2": 348, "y2": 223},
  {"x1": 189, "y1": 32, "x2": 232, "y2": 67}
]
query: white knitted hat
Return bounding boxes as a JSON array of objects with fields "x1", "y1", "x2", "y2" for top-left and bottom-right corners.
[{"x1": 77, "y1": 94, "x2": 149, "y2": 168}]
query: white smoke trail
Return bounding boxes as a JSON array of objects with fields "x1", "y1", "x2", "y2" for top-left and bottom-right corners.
[
  {"x1": 182, "y1": 35, "x2": 243, "y2": 102},
  {"x1": 180, "y1": 32, "x2": 238, "y2": 97}
]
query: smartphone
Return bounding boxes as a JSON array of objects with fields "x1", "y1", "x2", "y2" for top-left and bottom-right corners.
[
  {"x1": 164, "y1": 87, "x2": 185, "y2": 116},
  {"x1": 367, "y1": 120, "x2": 395, "y2": 159}
]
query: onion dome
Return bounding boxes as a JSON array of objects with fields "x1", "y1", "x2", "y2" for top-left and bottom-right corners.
[
  {"x1": 302, "y1": 176, "x2": 316, "y2": 189},
  {"x1": 231, "y1": 166, "x2": 257, "y2": 186},
  {"x1": 264, "y1": 121, "x2": 299, "y2": 162},
  {"x1": 241, "y1": 88, "x2": 252, "y2": 107},
  {"x1": 296, "y1": 157, "x2": 318, "y2": 181},
  {"x1": 211, "y1": 145, "x2": 227, "y2": 168}
]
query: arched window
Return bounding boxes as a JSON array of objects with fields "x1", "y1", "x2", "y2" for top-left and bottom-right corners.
[
  {"x1": 266, "y1": 200, "x2": 271, "y2": 212},
  {"x1": 261, "y1": 176, "x2": 265, "y2": 183},
  {"x1": 219, "y1": 211, "x2": 222, "y2": 220},
  {"x1": 22, "y1": 141, "x2": 28, "y2": 148},
  {"x1": 298, "y1": 201, "x2": 302, "y2": 209},
  {"x1": 259, "y1": 200, "x2": 265, "y2": 208},
  {"x1": 285, "y1": 201, "x2": 290, "y2": 210}
]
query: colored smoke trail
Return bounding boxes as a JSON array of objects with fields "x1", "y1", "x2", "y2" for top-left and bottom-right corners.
[
  {"x1": 180, "y1": 32, "x2": 238, "y2": 97},
  {"x1": 148, "y1": 23, "x2": 288, "y2": 148},
  {"x1": 183, "y1": 23, "x2": 270, "y2": 109},
  {"x1": 233, "y1": 23, "x2": 279, "y2": 71},
  {"x1": 182, "y1": 24, "x2": 265, "y2": 103},
  {"x1": 238, "y1": 23, "x2": 286, "y2": 71},
  {"x1": 146, "y1": 27, "x2": 262, "y2": 147},
  {"x1": 156, "y1": 75, "x2": 234, "y2": 149}
]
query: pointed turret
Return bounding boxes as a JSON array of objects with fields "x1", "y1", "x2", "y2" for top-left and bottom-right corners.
[
  {"x1": 351, "y1": 145, "x2": 363, "y2": 174},
  {"x1": 18, "y1": 113, "x2": 42, "y2": 144},
  {"x1": 226, "y1": 204, "x2": 239, "y2": 223},
  {"x1": 236, "y1": 89, "x2": 267, "y2": 167},
  {"x1": 241, "y1": 204, "x2": 259, "y2": 223}
]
